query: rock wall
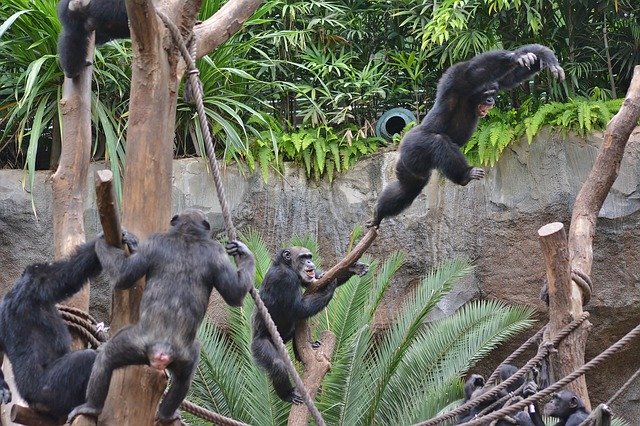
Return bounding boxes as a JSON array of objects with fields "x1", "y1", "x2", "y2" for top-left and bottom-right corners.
[{"x1": 1, "y1": 127, "x2": 639, "y2": 419}]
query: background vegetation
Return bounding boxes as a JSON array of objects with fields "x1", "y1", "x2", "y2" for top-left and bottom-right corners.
[{"x1": 0, "y1": 0, "x2": 638, "y2": 187}]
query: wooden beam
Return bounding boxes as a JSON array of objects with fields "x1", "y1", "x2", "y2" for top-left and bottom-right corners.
[
  {"x1": 538, "y1": 222, "x2": 591, "y2": 408},
  {"x1": 9, "y1": 405, "x2": 61, "y2": 426},
  {"x1": 95, "y1": 170, "x2": 122, "y2": 247}
]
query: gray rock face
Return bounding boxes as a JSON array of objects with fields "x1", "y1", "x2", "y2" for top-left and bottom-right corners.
[{"x1": 0, "y1": 128, "x2": 639, "y2": 419}]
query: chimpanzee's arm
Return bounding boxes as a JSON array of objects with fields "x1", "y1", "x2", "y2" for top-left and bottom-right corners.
[
  {"x1": 33, "y1": 240, "x2": 102, "y2": 303},
  {"x1": 296, "y1": 280, "x2": 338, "y2": 319},
  {"x1": 213, "y1": 240, "x2": 256, "y2": 306},
  {"x1": 330, "y1": 261, "x2": 370, "y2": 287},
  {"x1": 497, "y1": 44, "x2": 565, "y2": 90},
  {"x1": 95, "y1": 236, "x2": 149, "y2": 290}
]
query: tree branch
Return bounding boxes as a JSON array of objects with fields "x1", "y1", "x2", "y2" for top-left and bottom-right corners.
[
  {"x1": 308, "y1": 227, "x2": 378, "y2": 293},
  {"x1": 193, "y1": 0, "x2": 263, "y2": 59},
  {"x1": 568, "y1": 65, "x2": 640, "y2": 278}
]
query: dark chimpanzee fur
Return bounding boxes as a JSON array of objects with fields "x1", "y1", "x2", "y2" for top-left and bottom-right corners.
[
  {"x1": 67, "y1": 209, "x2": 255, "y2": 423},
  {"x1": 368, "y1": 44, "x2": 565, "y2": 227},
  {"x1": 0, "y1": 240, "x2": 102, "y2": 420},
  {"x1": 251, "y1": 247, "x2": 368, "y2": 403},
  {"x1": 528, "y1": 389, "x2": 590, "y2": 426},
  {"x1": 57, "y1": 0, "x2": 130, "y2": 78},
  {"x1": 457, "y1": 364, "x2": 530, "y2": 424}
]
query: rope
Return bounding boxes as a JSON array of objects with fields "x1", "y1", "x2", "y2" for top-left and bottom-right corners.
[
  {"x1": 180, "y1": 400, "x2": 250, "y2": 426},
  {"x1": 571, "y1": 269, "x2": 592, "y2": 305},
  {"x1": 155, "y1": 11, "x2": 326, "y2": 426},
  {"x1": 485, "y1": 326, "x2": 546, "y2": 385},
  {"x1": 606, "y1": 366, "x2": 640, "y2": 406},
  {"x1": 460, "y1": 320, "x2": 640, "y2": 425},
  {"x1": 57, "y1": 304, "x2": 108, "y2": 348},
  {"x1": 416, "y1": 312, "x2": 590, "y2": 426}
]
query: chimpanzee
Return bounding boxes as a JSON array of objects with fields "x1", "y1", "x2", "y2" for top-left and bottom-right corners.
[
  {"x1": 57, "y1": 0, "x2": 130, "y2": 78},
  {"x1": 367, "y1": 44, "x2": 565, "y2": 227},
  {"x1": 67, "y1": 209, "x2": 256, "y2": 423},
  {"x1": 457, "y1": 364, "x2": 527, "y2": 423},
  {"x1": 457, "y1": 373, "x2": 504, "y2": 423},
  {"x1": 527, "y1": 389, "x2": 590, "y2": 426},
  {"x1": 251, "y1": 247, "x2": 368, "y2": 403},
  {"x1": 0, "y1": 240, "x2": 103, "y2": 420}
]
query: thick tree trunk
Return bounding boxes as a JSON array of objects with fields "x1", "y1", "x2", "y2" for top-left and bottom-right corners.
[
  {"x1": 539, "y1": 65, "x2": 640, "y2": 411},
  {"x1": 97, "y1": 0, "x2": 180, "y2": 424},
  {"x1": 52, "y1": 37, "x2": 95, "y2": 316},
  {"x1": 288, "y1": 329, "x2": 336, "y2": 426},
  {"x1": 568, "y1": 66, "x2": 640, "y2": 277}
]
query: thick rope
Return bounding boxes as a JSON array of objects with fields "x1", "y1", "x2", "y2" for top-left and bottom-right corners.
[
  {"x1": 155, "y1": 11, "x2": 326, "y2": 426},
  {"x1": 460, "y1": 320, "x2": 640, "y2": 425},
  {"x1": 416, "y1": 312, "x2": 590, "y2": 426},
  {"x1": 572, "y1": 269, "x2": 592, "y2": 305},
  {"x1": 180, "y1": 400, "x2": 249, "y2": 426},
  {"x1": 485, "y1": 326, "x2": 546, "y2": 385},
  {"x1": 57, "y1": 304, "x2": 108, "y2": 348}
]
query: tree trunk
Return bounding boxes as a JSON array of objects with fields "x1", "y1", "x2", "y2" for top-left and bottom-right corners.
[
  {"x1": 52, "y1": 36, "x2": 95, "y2": 318},
  {"x1": 288, "y1": 329, "x2": 336, "y2": 426},
  {"x1": 97, "y1": 0, "x2": 180, "y2": 424}
]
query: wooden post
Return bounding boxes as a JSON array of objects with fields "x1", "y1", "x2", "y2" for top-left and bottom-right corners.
[
  {"x1": 9, "y1": 406, "x2": 60, "y2": 426},
  {"x1": 52, "y1": 34, "x2": 95, "y2": 315},
  {"x1": 538, "y1": 222, "x2": 591, "y2": 408}
]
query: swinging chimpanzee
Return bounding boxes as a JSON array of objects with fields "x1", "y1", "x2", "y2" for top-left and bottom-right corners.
[
  {"x1": 368, "y1": 44, "x2": 565, "y2": 227},
  {"x1": 67, "y1": 209, "x2": 256, "y2": 423},
  {"x1": 251, "y1": 247, "x2": 368, "y2": 403},
  {"x1": 0, "y1": 240, "x2": 103, "y2": 420},
  {"x1": 57, "y1": 0, "x2": 130, "y2": 78}
]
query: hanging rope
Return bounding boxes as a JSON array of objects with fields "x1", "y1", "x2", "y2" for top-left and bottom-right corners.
[
  {"x1": 416, "y1": 312, "x2": 591, "y2": 426},
  {"x1": 460, "y1": 319, "x2": 640, "y2": 425},
  {"x1": 155, "y1": 11, "x2": 326, "y2": 426}
]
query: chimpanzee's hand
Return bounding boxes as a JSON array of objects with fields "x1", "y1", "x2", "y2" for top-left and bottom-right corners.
[
  {"x1": 0, "y1": 380, "x2": 11, "y2": 404},
  {"x1": 121, "y1": 229, "x2": 139, "y2": 253},
  {"x1": 349, "y1": 261, "x2": 369, "y2": 277},
  {"x1": 522, "y1": 381, "x2": 538, "y2": 398},
  {"x1": 226, "y1": 240, "x2": 250, "y2": 258}
]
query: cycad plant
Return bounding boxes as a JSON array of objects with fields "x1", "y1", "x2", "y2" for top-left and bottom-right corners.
[{"x1": 186, "y1": 231, "x2": 535, "y2": 425}]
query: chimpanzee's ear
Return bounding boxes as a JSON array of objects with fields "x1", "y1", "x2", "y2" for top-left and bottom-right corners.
[
  {"x1": 282, "y1": 249, "x2": 292, "y2": 263},
  {"x1": 569, "y1": 396, "x2": 579, "y2": 409}
]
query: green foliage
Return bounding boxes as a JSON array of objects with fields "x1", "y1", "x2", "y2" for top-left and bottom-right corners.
[
  {"x1": 247, "y1": 125, "x2": 381, "y2": 182},
  {"x1": 186, "y1": 233, "x2": 536, "y2": 425},
  {"x1": 465, "y1": 96, "x2": 623, "y2": 166},
  {"x1": 524, "y1": 97, "x2": 623, "y2": 141}
]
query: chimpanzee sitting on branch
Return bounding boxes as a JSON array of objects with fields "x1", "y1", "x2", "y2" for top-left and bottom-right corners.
[
  {"x1": 368, "y1": 44, "x2": 565, "y2": 228},
  {"x1": 251, "y1": 246, "x2": 368, "y2": 403}
]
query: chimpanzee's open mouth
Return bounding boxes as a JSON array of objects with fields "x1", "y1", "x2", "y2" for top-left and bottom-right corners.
[
  {"x1": 477, "y1": 104, "x2": 493, "y2": 117},
  {"x1": 305, "y1": 268, "x2": 315, "y2": 279}
]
